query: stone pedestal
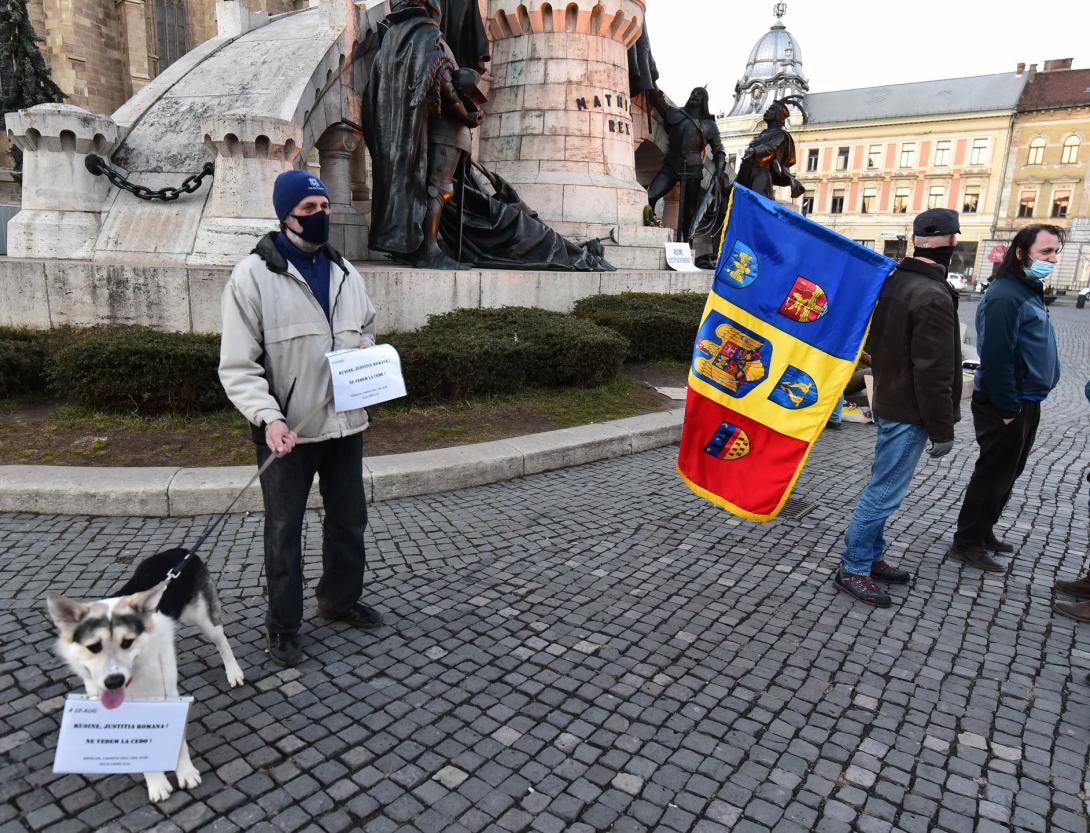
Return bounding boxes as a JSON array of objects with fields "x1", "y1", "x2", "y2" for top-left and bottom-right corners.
[
  {"x1": 317, "y1": 123, "x2": 368, "y2": 260},
  {"x1": 190, "y1": 114, "x2": 302, "y2": 266},
  {"x1": 480, "y1": 0, "x2": 670, "y2": 268},
  {"x1": 3, "y1": 104, "x2": 119, "y2": 259}
]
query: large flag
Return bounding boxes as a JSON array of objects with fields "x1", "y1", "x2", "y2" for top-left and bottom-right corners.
[{"x1": 677, "y1": 185, "x2": 896, "y2": 521}]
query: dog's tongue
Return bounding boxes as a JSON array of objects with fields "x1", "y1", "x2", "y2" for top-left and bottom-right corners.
[{"x1": 100, "y1": 687, "x2": 126, "y2": 710}]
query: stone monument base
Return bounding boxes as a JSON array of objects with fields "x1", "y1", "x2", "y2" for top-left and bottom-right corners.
[{"x1": 0, "y1": 257, "x2": 711, "y2": 334}]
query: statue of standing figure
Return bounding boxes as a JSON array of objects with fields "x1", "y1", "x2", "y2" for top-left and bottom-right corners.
[
  {"x1": 735, "y1": 98, "x2": 807, "y2": 201},
  {"x1": 644, "y1": 86, "x2": 727, "y2": 244},
  {"x1": 364, "y1": 0, "x2": 482, "y2": 269}
]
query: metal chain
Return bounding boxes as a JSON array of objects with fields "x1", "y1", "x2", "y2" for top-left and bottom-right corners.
[{"x1": 83, "y1": 154, "x2": 214, "y2": 202}]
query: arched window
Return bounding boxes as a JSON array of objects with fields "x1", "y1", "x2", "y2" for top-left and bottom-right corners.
[
  {"x1": 154, "y1": 0, "x2": 188, "y2": 73},
  {"x1": 1027, "y1": 137, "x2": 1046, "y2": 166},
  {"x1": 1062, "y1": 135, "x2": 1080, "y2": 165}
]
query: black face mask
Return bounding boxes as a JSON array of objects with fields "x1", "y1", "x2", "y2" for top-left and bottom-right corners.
[
  {"x1": 289, "y1": 211, "x2": 330, "y2": 246},
  {"x1": 914, "y1": 245, "x2": 955, "y2": 270}
]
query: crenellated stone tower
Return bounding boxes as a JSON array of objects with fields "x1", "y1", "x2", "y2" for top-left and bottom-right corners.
[{"x1": 479, "y1": 0, "x2": 670, "y2": 268}]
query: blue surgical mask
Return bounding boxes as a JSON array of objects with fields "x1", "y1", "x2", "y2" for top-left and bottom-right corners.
[{"x1": 1025, "y1": 259, "x2": 1054, "y2": 281}]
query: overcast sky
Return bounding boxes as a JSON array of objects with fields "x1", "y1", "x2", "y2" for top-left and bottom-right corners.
[{"x1": 644, "y1": 0, "x2": 1090, "y2": 114}]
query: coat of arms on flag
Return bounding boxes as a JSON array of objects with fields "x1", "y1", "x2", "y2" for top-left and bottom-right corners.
[{"x1": 677, "y1": 185, "x2": 895, "y2": 521}]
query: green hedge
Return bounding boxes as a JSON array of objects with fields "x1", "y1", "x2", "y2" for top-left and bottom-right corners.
[
  {"x1": 0, "y1": 327, "x2": 56, "y2": 397},
  {"x1": 47, "y1": 326, "x2": 227, "y2": 415},
  {"x1": 572, "y1": 292, "x2": 706, "y2": 362},
  {"x1": 385, "y1": 306, "x2": 629, "y2": 404}
]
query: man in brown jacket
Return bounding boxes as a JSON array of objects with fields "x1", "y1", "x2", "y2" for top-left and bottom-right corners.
[{"x1": 833, "y1": 208, "x2": 963, "y2": 607}]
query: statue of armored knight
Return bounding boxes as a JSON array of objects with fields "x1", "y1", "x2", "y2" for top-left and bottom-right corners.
[{"x1": 735, "y1": 97, "x2": 807, "y2": 201}]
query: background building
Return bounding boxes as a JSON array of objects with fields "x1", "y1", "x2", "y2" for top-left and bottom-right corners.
[
  {"x1": 717, "y1": 7, "x2": 1090, "y2": 291},
  {"x1": 996, "y1": 60, "x2": 1090, "y2": 290}
]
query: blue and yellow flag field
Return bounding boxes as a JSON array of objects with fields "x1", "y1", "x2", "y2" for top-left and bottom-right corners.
[{"x1": 677, "y1": 185, "x2": 895, "y2": 521}]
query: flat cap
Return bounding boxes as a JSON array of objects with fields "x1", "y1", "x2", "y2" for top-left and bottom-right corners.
[{"x1": 913, "y1": 208, "x2": 960, "y2": 236}]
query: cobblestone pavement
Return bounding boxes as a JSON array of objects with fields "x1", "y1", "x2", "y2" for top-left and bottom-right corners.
[{"x1": 3, "y1": 301, "x2": 1090, "y2": 833}]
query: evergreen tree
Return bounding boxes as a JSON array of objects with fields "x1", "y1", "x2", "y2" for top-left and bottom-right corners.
[{"x1": 0, "y1": 0, "x2": 65, "y2": 171}]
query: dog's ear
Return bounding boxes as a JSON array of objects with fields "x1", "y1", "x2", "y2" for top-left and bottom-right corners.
[
  {"x1": 123, "y1": 582, "x2": 167, "y2": 615},
  {"x1": 47, "y1": 593, "x2": 87, "y2": 630}
]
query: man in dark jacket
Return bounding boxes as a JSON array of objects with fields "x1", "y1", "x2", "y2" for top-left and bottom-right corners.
[
  {"x1": 834, "y1": 208, "x2": 963, "y2": 607},
  {"x1": 947, "y1": 224, "x2": 1063, "y2": 571}
]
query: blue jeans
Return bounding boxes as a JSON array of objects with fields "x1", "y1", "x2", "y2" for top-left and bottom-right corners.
[
  {"x1": 828, "y1": 397, "x2": 844, "y2": 424},
  {"x1": 841, "y1": 416, "x2": 928, "y2": 575}
]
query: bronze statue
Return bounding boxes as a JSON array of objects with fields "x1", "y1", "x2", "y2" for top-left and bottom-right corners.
[
  {"x1": 735, "y1": 98, "x2": 806, "y2": 201},
  {"x1": 644, "y1": 86, "x2": 726, "y2": 244},
  {"x1": 363, "y1": 0, "x2": 613, "y2": 271},
  {"x1": 364, "y1": 0, "x2": 481, "y2": 269},
  {"x1": 439, "y1": 0, "x2": 490, "y2": 72}
]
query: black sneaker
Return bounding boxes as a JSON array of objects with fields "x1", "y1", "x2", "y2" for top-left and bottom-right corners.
[
  {"x1": 946, "y1": 542, "x2": 1006, "y2": 572},
  {"x1": 871, "y1": 560, "x2": 912, "y2": 584},
  {"x1": 267, "y1": 631, "x2": 302, "y2": 667},
  {"x1": 984, "y1": 533, "x2": 1014, "y2": 554},
  {"x1": 319, "y1": 602, "x2": 384, "y2": 630},
  {"x1": 833, "y1": 568, "x2": 892, "y2": 607}
]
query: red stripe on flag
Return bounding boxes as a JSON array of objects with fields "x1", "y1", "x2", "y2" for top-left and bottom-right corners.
[{"x1": 677, "y1": 388, "x2": 810, "y2": 520}]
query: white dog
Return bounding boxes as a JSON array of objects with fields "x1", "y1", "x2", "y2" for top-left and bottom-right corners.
[{"x1": 47, "y1": 548, "x2": 244, "y2": 802}]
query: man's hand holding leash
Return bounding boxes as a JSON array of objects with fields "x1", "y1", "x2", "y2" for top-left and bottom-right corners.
[{"x1": 266, "y1": 420, "x2": 298, "y2": 457}]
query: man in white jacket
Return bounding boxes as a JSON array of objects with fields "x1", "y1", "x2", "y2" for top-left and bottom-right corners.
[{"x1": 219, "y1": 169, "x2": 381, "y2": 667}]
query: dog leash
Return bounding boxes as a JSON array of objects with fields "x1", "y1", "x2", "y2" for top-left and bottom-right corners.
[{"x1": 161, "y1": 394, "x2": 334, "y2": 586}]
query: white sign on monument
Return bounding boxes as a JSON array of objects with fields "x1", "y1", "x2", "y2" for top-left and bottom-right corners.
[
  {"x1": 53, "y1": 696, "x2": 193, "y2": 774},
  {"x1": 326, "y1": 344, "x2": 407, "y2": 412},
  {"x1": 664, "y1": 242, "x2": 703, "y2": 272}
]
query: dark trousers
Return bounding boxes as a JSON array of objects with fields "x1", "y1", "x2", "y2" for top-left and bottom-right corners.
[
  {"x1": 257, "y1": 432, "x2": 367, "y2": 634},
  {"x1": 954, "y1": 392, "x2": 1041, "y2": 546}
]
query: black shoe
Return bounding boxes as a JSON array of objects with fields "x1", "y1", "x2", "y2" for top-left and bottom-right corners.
[
  {"x1": 984, "y1": 533, "x2": 1014, "y2": 554},
  {"x1": 833, "y1": 568, "x2": 892, "y2": 607},
  {"x1": 870, "y1": 560, "x2": 912, "y2": 584},
  {"x1": 946, "y1": 542, "x2": 1006, "y2": 573},
  {"x1": 319, "y1": 602, "x2": 384, "y2": 630},
  {"x1": 825, "y1": 421, "x2": 843, "y2": 431},
  {"x1": 267, "y1": 631, "x2": 302, "y2": 667}
]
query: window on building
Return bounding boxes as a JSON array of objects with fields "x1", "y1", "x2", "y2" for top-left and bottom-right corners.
[
  {"x1": 969, "y1": 138, "x2": 989, "y2": 166},
  {"x1": 867, "y1": 144, "x2": 883, "y2": 169},
  {"x1": 899, "y1": 143, "x2": 916, "y2": 168},
  {"x1": 1062, "y1": 136, "x2": 1080, "y2": 164},
  {"x1": 893, "y1": 187, "x2": 910, "y2": 213},
  {"x1": 830, "y1": 189, "x2": 845, "y2": 214},
  {"x1": 801, "y1": 192, "x2": 814, "y2": 215},
  {"x1": 854, "y1": 240, "x2": 875, "y2": 250},
  {"x1": 836, "y1": 146, "x2": 849, "y2": 171},
  {"x1": 1018, "y1": 190, "x2": 1036, "y2": 218},
  {"x1": 963, "y1": 186, "x2": 980, "y2": 214},
  {"x1": 1052, "y1": 189, "x2": 1071, "y2": 218},
  {"x1": 928, "y1": 186, "x2": 945, "y2": 209},
  {"x1": 934, "y1": 140, "x2": 951, "y2": 167},
  {"x1": 860, "y1": 189, "x2": 877, "y2": 214},
  {"x1": 153, "y1": 0, "x2": 189, "y2": 72},
  {"x1": 806, "y1": 148, "x2": 819, "y2": 172},
  {"x1": 727, "y1": 153, "x2": 737, "y2": 170},
  {"x1": 1027, "y1": 137, "x2": 1046, "y2": 166}
]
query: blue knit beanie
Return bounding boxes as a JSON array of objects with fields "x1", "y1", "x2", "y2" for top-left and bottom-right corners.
[{"x1": 273, "y1": 170, "x2": 330, "y2": 221}]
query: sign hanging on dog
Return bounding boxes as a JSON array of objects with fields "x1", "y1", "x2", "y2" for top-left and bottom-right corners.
[
  {"x1": 326, "y1": 344, "x2": 407, "y2": 412},
  {"x1": 53, "y1": 696, "x2": 193, "y2": 774}
]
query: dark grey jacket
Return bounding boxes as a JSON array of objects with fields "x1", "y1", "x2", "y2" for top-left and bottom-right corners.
[{"x1": 868, "y1": 258, "x2": 962, "y2": 442}]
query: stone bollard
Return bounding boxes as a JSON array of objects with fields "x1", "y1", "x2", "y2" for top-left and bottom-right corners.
[
  {"x1": 4, "y1": 104, "x2": 119, "y2": 259},
  {"x1": 189, "y1": 114, "x2": 302, "y2": 266}
]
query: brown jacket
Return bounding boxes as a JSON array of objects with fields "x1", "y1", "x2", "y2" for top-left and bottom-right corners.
[{"x1": 867, "y1": 257, "x2": 962, "y2": 442}]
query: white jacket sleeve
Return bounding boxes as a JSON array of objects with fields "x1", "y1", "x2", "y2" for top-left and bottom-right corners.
[{"x1": 218, "y1": 268, "x2": 285, "y2": 427}]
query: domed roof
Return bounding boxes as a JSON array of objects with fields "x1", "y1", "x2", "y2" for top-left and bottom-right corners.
[{"x1": 729, "y1": 2, "x2": 809, "y2": 118}]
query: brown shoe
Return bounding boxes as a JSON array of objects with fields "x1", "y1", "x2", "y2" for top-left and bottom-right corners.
[
  {"x1": 946, "y1": 542, "x2": 1006, "y2": 573},
  {"x1": 1054, "y1": 599, "x2": 1090, "y2": 623},
  {"x1": 1054, "y1": 574, "x2": 1090, "y2": 599},
  {"x1": 984, "y1": 533, "x2": 1014, "y2": 554}
]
